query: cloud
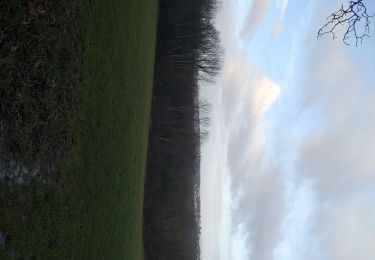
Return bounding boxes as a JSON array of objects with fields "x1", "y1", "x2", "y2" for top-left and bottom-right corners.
[
  {"x1": 222, "y1": 60, "x2": 280, "y2": 190},
  {"x1": 288, "y1": 20, "x2": 375, "y2": 260},
  {"x1": 279, "y1": 0, "x2": 289, "y2": 19},
  {"x1": 215, "y1": 0, "x2": 238, "y2": 51},
  {"x1": 296, "y1": 34, "x2": 375, "y2": 198},
  {"x1": 240, "y1": 0, "x2": 269, "y2": 39},
  {"x1": 221, "y1": 54, "x2": 253, "y2": 123},
  {"x1": 202, "y1": 1, "x2": 375, "y2": 259},
  {"x1": 232, "y1": 4, "x2": 375, "y2": 260},
  {"x1": 271, "y1": 20, "x2": 284, "y2": 38},
  {"x1": 249, "y1": 74, "x2": 280, "y2": 124},
  {"x1": 274, "y1": 180, "x2": 319, "y2": 260},
  {"x1": 230, "y1": 222, "x2": 251, "y2": 260},
  {"x1": 212, "y1": 32, "x2": 283, "y2": 258},
  {"x1": 220, "y1": 59, "x2": 282, "y2": 259},
  {"x1": 315, "y1": 195, "x2": 375, "y2": 260},
  {"x1": 236, "y1": 165, "x2": 286, "y2": 260},
  {"x1": 270, "y1": 0, "x2": 289, "y2": 38}
]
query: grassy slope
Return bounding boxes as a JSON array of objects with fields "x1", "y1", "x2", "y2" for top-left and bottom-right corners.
[
  {"x1": 67, "y1": 0, "x2": 157, "y2": 258},
  {"x1": 0, "y1": 0, "x2": 157, "y2": 259}
]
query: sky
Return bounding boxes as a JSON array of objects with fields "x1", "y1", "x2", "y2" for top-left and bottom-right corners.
[{"x1": 200, "y1": 0, "x2": 375, "y2": 259}]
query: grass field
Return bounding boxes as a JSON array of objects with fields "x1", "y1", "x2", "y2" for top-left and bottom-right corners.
[{"x1": 0, "y1": 0, "x2": 157, "y2": 259}]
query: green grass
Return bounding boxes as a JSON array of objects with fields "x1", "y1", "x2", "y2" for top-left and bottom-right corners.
[{"x1": 0, "y1": 0, "x2": 157, "y2": 259}]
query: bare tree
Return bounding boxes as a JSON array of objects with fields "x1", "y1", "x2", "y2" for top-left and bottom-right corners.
[{"x1": 317, "y1": 0, "x2": 374, "y2": 46}]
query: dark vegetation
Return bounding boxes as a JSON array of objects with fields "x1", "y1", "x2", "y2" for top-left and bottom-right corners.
[
  {"x1": 1, "y1": 0, "x2": 222, "y2": 258},
  {"x1": 143, "y1": 0, "x2": 222, "y2": 259},
  {"x1": 1, "y1": 0, "x2": 157, "y2": 259},
  {"x1": 0, "y1": 0, "x2": 81, "y2": 173}
]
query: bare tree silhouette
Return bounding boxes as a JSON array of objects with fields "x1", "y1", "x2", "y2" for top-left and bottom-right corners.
[{"x1": 317, "y1": 0, "x2": 374, "y2": 46}]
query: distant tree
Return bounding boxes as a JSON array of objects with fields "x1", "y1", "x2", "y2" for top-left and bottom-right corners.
[
  {"x1": 197, "y1": 22, "x2": 223, "y2": 82},
  {"x1": 143, "y1": 1, "x2": 221, "y2": 259},
  {"x1": 317, "y1": 0, "x2": 374, "y2": 46}
]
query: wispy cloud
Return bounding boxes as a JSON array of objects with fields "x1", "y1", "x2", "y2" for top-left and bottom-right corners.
[
  {"x1": 249, "y1": 74, "x2": 280, "y2": 124},
  {"x1": 240, "y1": 0, "x2": 269, "y2": 39},
  {"x1": 270, "y1": 0, "x2": 289, "y2": 38},
  {"x1": 221, "y1": 57, "x2": 282, "y2": 260},
  {"x1": 290, "y1": 37, "x2": 375, "y2": 259},
  {"x1": 202, "y1": 0, "x2": 375, "y2": 259},
  {"x1": 279, "y1": 0, "x2": 289, "y2": 20}
]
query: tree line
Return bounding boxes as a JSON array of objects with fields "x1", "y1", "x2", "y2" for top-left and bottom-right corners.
[{"x1": 143, "y1": 0, "x2": 222, "y2": 259}]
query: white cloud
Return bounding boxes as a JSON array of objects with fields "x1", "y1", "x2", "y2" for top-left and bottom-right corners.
[
  {"x1": 230, "y1": 222, "x2": 251, "y2": 260},
  {"x1": 202, "y1": 1, "x2": 375, "y2": 259},
  {"x1": 271, "y1": 20, "x2": 284, "y2": 38},
  {"x1": 221, "y1": 66, "x2": 283, "y2": 260},
  {"x1": 317, "y1": 195, "x2": 375, "y2": 260},
  {"x1": 284, "y1": 34, "x2": 375, "y2": 260},
  {"x1": 240, "y1": 0, "x2": 269, "y2": 39},
  {"x1": 274, "y1": 180, "x2": 319, "y2": 260},
  {"x1": 223, "y1": 62, "x2": 281, "y2": 189},
  {"x1": 249, "y1": 74, "x2": 281, "y2": 124},
  {"x1": 206, "y1": 39, "x2": 282, "y2": 259},
  {"x1": 270, "y1": 0, "x2": 289, "y2": 38},
  {"x1": 279, "y1": 0, "x2": 289, "y2": 20},
  {"x1": 296, "y1": 36, "x2": 375, "y2": 198}
]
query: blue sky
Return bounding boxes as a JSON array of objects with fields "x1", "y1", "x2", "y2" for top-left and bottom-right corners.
[{"x1": 200, "y1": 0, "x2": 375, "y2": 259}]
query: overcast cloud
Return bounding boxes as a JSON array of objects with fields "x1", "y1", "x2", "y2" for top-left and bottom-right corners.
[{"x1": 201, "y1": 0, "x2": 375, "y2": 259}]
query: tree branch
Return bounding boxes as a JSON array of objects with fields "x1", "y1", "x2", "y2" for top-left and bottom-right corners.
[{"x1": 317, "y1": 0, "x2": 374, "y2": 46}]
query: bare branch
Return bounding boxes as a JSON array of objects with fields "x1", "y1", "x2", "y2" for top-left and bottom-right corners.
[{"x1": 317, "y1": 0, "x2": 374, "y2": 46}]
